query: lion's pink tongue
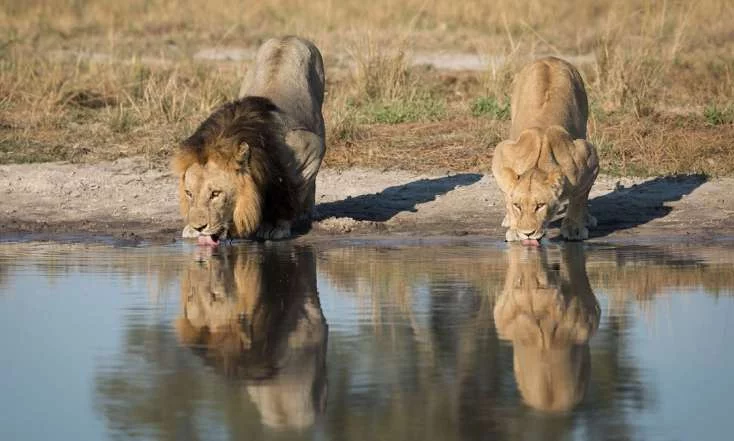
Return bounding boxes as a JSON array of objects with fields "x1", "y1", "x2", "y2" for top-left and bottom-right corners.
[
  {"x1": 522, "y1": 239, "x2": 540, "y2": 247},
  {"x1": 197, "y1": 235, "x2": 219, "y2": 247}
]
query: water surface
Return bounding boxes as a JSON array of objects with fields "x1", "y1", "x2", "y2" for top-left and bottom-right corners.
[{"x1": 1, "y1": 240, "x2": 733, "y2": 440}]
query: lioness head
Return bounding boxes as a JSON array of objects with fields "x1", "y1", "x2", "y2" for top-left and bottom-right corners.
[
  {"x1": 172, "y1": 97, "x2": 294, "y2": 244},
  {"x1": 501, "y1": 167, "x2": 565, "y2": 241}
]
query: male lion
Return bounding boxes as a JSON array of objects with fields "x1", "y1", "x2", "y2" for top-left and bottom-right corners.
[
  {"x1": 173, "y1": 36, "x2": 325, "y2": 243},
  {"x1": 492, "y1": 57, "x2": 599, "y2": 242},
  {"x1": 494, "y1": 244, "x2": 600, "y2": 412}
]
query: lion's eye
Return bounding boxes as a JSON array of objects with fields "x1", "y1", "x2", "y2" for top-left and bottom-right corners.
[
  {"x1": 184, "y1": 190, "x2": 193, "y2": 199},
  {"x1": 210, "y1": 190, "x2": 221, "y2": 199},
  {"x1": 535, "y1": 203, "x2": 546, "y2": 211},
  {"x1": 513, "y1": 203, "x2": 522, "y2": 211}
]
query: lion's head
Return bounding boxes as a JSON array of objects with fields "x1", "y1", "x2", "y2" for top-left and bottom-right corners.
[
  {"x1": 500, "y1": 167, "x2": 565, "y2": 241},
  {"x1": 495, "y1": 127, "x2": 580, "y2": 241},
  {"x1": 172, "y1": 97, "x2": 297, "y2": 244}
]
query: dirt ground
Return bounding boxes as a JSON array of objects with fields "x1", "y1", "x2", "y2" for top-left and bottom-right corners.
[{"x1": 1, "y1": 156, "x2": 732, "y2": 245}]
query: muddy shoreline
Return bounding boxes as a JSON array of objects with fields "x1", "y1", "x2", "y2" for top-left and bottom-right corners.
[{"x1": 2, "y1": 157, "x2": 732, "y2": 246}]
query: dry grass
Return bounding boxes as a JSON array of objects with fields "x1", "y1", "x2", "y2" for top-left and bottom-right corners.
[{"x1": 2, "y1": 0, "x2": 734, "y2": 175}]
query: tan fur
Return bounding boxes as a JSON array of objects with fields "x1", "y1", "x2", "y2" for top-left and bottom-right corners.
[
  {"x1": 172, "y1": 36, "x2": 325, "y2": 240},
  {"x1": 240, "y1": 36, "x2": 326, "y2": 235},
  {"x1": 494, "y1": 245, "x2": 600, "y2": 412},
  {"x1": 492, "y1": 57, "x2": 599, "y2": 241},
  {"x1": 175, "y1": 245, "x2": 327, "y2": 429}
]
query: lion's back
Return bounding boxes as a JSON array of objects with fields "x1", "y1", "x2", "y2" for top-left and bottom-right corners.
[{"x1": 239, "y1": 36, "x2": 325, "y2": 137}]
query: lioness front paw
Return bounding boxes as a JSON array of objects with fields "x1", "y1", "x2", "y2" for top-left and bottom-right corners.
[
  {"x1": 561, "y1": 221, "x2": 589, "y2": 241},
  {"x1": 505, "y1": 229, "x2": 523, "y2": 242}
]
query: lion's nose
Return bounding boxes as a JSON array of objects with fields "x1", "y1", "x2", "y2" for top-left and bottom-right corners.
[
  {"x1": 520, "y1": 229, "x2": 537, "y2": 237},
  {"x1": 192, "y1": 223, "x2": 207, "y2": 232}
]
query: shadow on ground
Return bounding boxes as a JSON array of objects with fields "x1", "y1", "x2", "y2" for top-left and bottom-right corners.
[
  {"x1": 316, "y1": 174, "x2": 482, "y2": 222},
  {"x1": 587, "y1": 174, "x2": 707, "y2": 238}
]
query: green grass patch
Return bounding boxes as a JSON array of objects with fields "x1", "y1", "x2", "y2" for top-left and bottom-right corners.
[
  {"x1": 703, "y1": 104, "x2": 734, "y2": 125},
  {"x1": 363, "y1": 97, "x2": 445, "y2": 124},
  {"x1": 470, "y1": 96, "x2": 510, "y2": 120}
]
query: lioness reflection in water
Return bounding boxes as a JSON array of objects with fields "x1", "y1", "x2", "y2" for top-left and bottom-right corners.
[
  {"x1": 175, "y1": 244, "x2": 327, "y2": 431},
  {"x1": 494, "y1": 244, "x2": 600, "y2": 413}
]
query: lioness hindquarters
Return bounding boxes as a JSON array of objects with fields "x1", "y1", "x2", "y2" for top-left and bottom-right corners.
[
  {"x1": 492, "y1": 57, "x2": 599, "y2": 242},
  {"x1": 509, "y1": 57, "x2": 588, "y2": 141},
  {"x1": 172, "y1": 37, "x2": 326, "y2": 243}
]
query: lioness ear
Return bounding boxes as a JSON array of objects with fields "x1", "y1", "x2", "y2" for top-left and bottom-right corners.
[
  {"x1": 237, "y1": 141, "x2": 251, "y2": 173},
  {"x1": 499, "y1": 167, "x2": 520, "y2": 190}
]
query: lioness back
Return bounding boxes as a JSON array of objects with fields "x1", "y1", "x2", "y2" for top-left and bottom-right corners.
[{"x1": 509, "y1": 57, "x2": 588, "y2": 140}]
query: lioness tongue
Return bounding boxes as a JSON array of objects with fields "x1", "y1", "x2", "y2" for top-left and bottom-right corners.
[
  {"x1": 197, "y1": 235, "x2": 219, "y2": 246},
  {"x1": 522, "y1": 239, "x2": 540, "y2": 247}
]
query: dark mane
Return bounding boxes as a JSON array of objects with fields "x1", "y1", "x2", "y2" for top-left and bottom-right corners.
[
  {"x1": 181, "y1": 96, "x2": 279, "y2": 159},
  {"x1": 174, "y1": 96, "x2": 298, "y2": 231}
]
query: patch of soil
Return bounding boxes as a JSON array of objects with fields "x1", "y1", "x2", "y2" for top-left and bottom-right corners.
[{"x1": 2, "y1": 156, "x2": 733, "y2": 244}]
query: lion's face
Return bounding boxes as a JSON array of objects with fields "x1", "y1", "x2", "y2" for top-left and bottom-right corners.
[
  {"x1": 181, "y1": 161, "x2": 240, "y2": 243},
  {"x1": 505, "y1": 169, "x2": 564, "y2": 241}
]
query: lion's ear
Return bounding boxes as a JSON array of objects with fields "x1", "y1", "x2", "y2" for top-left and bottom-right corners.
[
  {"x1": 237, "y1": 141, "x2": 251, "y2": 173},
  {"x1": 499, "y1": 167, "x2": 520, "y2": 189}
]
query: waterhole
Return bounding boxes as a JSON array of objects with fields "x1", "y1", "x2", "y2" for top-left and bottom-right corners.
[{"x1": 1, "y1": 239, "x2": 732, "y2": 440}]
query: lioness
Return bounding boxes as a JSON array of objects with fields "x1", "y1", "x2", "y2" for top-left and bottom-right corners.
[
  {"x1": 492, "y1": 57, "x2": 599, "y2": 242},
  {"x1": 494, "y1": 244, "x2": 600, "y2": 412},
  {"x1": 173, "y1": 36, "x2": 325, "y2": 244}
]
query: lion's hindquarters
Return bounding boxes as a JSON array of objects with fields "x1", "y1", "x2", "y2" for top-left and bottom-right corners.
[
  {"x1": 240, "y1": 37, "x2": 325, "y2": 132},
  {"x1": 510, "y1": 57, "x2": 589, "y2": 140}
]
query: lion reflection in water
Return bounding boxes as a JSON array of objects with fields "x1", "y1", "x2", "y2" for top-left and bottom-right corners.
[
  {"x1": 494, "y1": 244, "x2": 600, "y2": 413},
  {"x1": 175, "y1": 244, "x2": 327, "y2": 430}
]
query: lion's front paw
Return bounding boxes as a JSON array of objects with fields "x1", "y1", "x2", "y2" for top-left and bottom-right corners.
[
  {"x1": 256, "y1": 222, "x2": 292, "y2": 241},
  {"x1": 505, "y1": 229, "x2": 523, "y2": 242},
  {"x1": 561, "y1": 220, "x2": 589, "y2": 241}
]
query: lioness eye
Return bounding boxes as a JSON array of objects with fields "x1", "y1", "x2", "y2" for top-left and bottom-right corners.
[
  {"x1": 184, "y1": 190, "x2": 192, "y2": 199},
  {"x1": 535, "y1": 203, "x2": 546, "y2": 211},
  {"x1": 513, "y1": 203, "x2": 521, "y2": 211},
  {"x1": 210, "y1": 190, "x2": 221, "y2": 199}
]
